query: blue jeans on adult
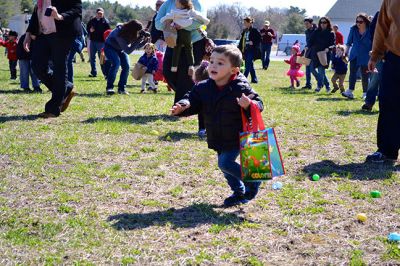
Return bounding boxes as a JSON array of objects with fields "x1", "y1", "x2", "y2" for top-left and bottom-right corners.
[
  {"x1": 261, "y1": 43, "x2": 272, "y2": 69},
  {"x1": 19, "y1": 59, "x2": 40, "y2": 89},
  {"x1": 305, "y1": 64, "x2": 319, "y2": 87},
  {"x1": 104, "y1": 45, "x2": 130, "y2": 92},
  {"x1": 311, "y1": 61, "x2": 330, "y2": 89},
  {"x1": 244, "y1": 49, "x2": 258, "y2": 83},
  {"x1": 67, "y1": 36, "x2": 84, "y2": 83},
  {"x1": 348, "y1": 58, "x2": 369, "y2": 92},
  {"x1": 217, "y1": 149, "x2": 261, "y2": 199},
  {"x1": 89, "y1": 40, "x2": 105, "y2": 76},
  {"x1": 365, "y1": 60, "x2": 383, "y2": 106}
]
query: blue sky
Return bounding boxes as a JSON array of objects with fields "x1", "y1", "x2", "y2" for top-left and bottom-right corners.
[{"x1": 111, "y1": 0, "x2": 337, "y2": 16}]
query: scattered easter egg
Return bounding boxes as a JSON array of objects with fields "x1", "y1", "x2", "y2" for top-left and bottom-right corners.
[
  {"x1": 370, "y1": 190, "x2": 382, "y2": 198},
  {"x1": 388, "y1": 233, "x2": 400, "y2": 242},
  {"x1": 356, "y1": 213, "x2": 367, "y2": 222},
  {"x1": 150, "y1": 130, "x2": 159, "y2": 135},
  {"x1": 166, "y1": 136, "x2": 172, "y2": 141},
  {"x1": 272, "y1": 181, "x2": 283, "y2": 190},
  {"x1": 312, "y1": 174, "x2": 320, "y2": 181}
]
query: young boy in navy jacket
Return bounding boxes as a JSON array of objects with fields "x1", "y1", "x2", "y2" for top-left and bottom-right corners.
[
  {"x1": 171, "y1": 45, "x2": 264, "y2": 207},
  {"x1": 330, "y1": 45, "x2": 348, "y2": 93}
]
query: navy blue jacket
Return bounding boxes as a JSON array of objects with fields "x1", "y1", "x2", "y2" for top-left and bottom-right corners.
[
  {"x1": 105, "y1": 26, "x2": 147, "y2": 54},
  {"x1": 331, "y1": 55, "x2": 348, "y2": 75},
  {"x1": 178, "y1": 73, "x2": 264, "y2": 152},
  {"x1": 138, "y1": 53, "x2": 158, "y2": 73}
]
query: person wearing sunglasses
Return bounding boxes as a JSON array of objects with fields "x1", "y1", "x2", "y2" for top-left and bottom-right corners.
[
  {"x1": 308, "y1": 16, "x2": 335, "y2": 92},
  {"x1": 342, "y1": 13, "x2": 372, "y2": 99},
  {"x1": 366, "y1": 0, "x2": 400, "y2": 163}
]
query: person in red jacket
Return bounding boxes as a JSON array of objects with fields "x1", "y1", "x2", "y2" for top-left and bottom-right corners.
[
  {"x1": 0, "y1": 31, "x2": 18, "y2": 79},
  {"x1": 333, "y1": 25, "x2": 344, "y2": 45}
]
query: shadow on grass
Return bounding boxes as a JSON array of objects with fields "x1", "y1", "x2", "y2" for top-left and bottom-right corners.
[
  {"x1": 0, "y1": 89, "x2": 27, "y2": 94},
  {"x1": 303, "y1": 160, "x2": 399, "y2": 180},
  {"x1": 83, "y1": 114, "x2": 179, "y2": 124},
  {"x1": 315, "y1": 97, "x2": 350, "y2": 102},
  {"x1": 77, "y1": 92, "x2": 107, "y2": 98},
  {"x1": 159, "y1": 131, "x2": 199, "y2": 142},
  {"x1": 0, "y1": 114, "x2": 38, "y2": 123},
  {"x1": 276, "y1": 87, "x2": 315, "y2": 95},
  {"x1": 108, "y1": 203, "x2": 247, "y2": 230},
  {"x1": 337, "y1": 110, "x2": 379, "y2": 116}
]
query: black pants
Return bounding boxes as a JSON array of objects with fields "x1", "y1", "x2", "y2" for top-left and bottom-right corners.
[
  {"x1": 9, "y1": 60, "x2": 17, "y2": 79},
  {"x1": 377, "y1": 52, "x2": 400, "y2": 159},
  {"x1": 32, "y1": 33, "x2": 73, "y2": 116},
  {"x1": 164, "y1": 38, "x2": 206, "y2": 130}
]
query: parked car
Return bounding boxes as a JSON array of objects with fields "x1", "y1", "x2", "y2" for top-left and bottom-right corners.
[
  {"x1": 213, "y1": 39, "x2": 239, "y2": 46},
  {"x1": 277, "y1": 34, "x2": 306, "y2": 55}
]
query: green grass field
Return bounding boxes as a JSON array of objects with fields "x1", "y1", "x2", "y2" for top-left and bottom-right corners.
[{"x1": 0, "y1": 49, "x2": 399, "y2": 265}]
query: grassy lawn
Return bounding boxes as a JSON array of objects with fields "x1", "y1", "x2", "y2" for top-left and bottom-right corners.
[{"x1": 0, "y1": 48, "x2": 399, "y2": 265}]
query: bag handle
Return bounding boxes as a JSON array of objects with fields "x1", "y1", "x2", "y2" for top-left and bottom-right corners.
[{"x1": 241, "y1": 101, "x2": 265, "y2": 132}]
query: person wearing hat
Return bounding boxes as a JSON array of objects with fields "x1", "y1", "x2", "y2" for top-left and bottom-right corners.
[
  {"x1": 86, "y1": 7, "x2": 110, "y2": 78},
  {"x1": 0, "y1": 30, "x2": 18, "y2": 80},
  {"x1": 260, "y1": 20, "x2": 275, "y2": 70}
]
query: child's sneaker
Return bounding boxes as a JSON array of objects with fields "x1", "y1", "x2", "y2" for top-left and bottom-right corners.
[
  {"x1": 118, "y1": 90, "x2": 129, "y2": 95},
  {"x1": 342, "y1": 89, "x2": 354, "y2": 99},
  {"x1": 223, "y1": 192, "x2": 248, "y2": 207},
  {"x1": 314, "y1": 87, "x2": 322, "y2": 92},
  {"x1": 148, "y1": 87, "x2": 158, "y2": 93},
  {"x1": 140, "y1": 89, "x2": 145, "y2": 93},
  {"x1": 106, "y1": 88, "x2": 115, "y2": 95},
  {"x1": 296, "y1": 80, "x2": 300, "y2": 87},
  {"x1": 331, "y1": 87, "x2": 339, "y2": 93},
  {"x1": 326, "y1": 87, "x2": 331, "y2": 93}
]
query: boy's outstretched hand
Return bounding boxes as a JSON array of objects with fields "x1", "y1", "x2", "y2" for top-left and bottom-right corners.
[
  {"x1": 170, "y1": 103, "x2": 190, "y2": 116},
  {"x1": 237, "y1": 93, "x2": 253, "y2": 110}
]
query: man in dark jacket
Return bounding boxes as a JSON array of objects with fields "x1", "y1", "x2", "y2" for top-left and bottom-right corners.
[
  {"x1": 302, "y1": 17, "x2": 319, "y2": 89},
  {"x1": 86, "y1": 7, "x2": 110, "y2": 77},
  {"x1": 24, "y1": 0, "x2": 82, "y2": 118}
]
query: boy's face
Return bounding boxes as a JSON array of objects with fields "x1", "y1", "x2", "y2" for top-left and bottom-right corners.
[
  {"x1": 208, "y1": 52, "x2": 238, "y2": 83},
  {"x1": 145, "y1": 46, "x2": 153, "y2": 55},
  {"x1": 8, "y1": 36, "x2": 16, "y2": 41}
]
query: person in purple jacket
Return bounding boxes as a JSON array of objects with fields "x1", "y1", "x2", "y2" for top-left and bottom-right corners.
[
  {"x1": 104, "y1": 20, "x2": 148, "y2": 95},
  {"x1": 138, "y1": 43, "x2": 159, "y2": 93}
]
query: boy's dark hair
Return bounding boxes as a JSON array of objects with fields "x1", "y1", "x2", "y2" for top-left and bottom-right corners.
[
  {"x1": 243, "y1": 16, "x2": 254, "y2": 24},
  {"x1": 212, "y1": 45, "x2": 242, "y2": 68},
  {"x1": 304, "y1": 17, "x2": 313, "y2": 23},
  {"x1": 194, "y1": 60, "x2": 209, "y2": 83},
  {"x1": 119, "y1": 19, "x2": 143, "y2": 43},
  {"x1": 179, "y1": 0, "x2": 193, "y2": 9},
  {"x1": 8, "y1": 31, "x2": 18, "y2": 37}
]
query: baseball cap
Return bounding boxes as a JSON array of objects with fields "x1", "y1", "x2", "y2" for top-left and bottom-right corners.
[
  {"x1": 264, "y1": 20, "x2": 270, "y2": 26},
  {"x1": 96, "y1": 7, "x2": 104, "y2": 13}
]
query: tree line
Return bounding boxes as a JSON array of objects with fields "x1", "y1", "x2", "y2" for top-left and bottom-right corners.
[{"x1": 1, "y1": 0, "x2": 315, "y2": 39}]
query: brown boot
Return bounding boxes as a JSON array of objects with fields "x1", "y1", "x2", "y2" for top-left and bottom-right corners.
[{"x1": 61, "y1": 89, "x2": 76, "y2": 112}]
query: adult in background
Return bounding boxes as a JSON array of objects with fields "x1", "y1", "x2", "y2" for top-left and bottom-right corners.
[
  {"x1": 86, "y1": 7, "x2": 110, "y2": 78},
  {"x1": 308, "y1": 16, "x2": 335, "y2": 92},
  {"x1": 238, "y1": 16, "x2": 261, "y2": 83},
  {"x1": 24, "y1": 0, "x2": 82, "y2": 118},
  {"x1": 155, "y1": 0, "x2": 207, "y2": 137},
  {"x1": 342, "y1": 13, "x2": 372, "y2": 100},
  {"x1": 104, "y1": 20, "x2": 148, "y2": 95},
  {"x1": 366, "y1": 0, "x2": 400, "y2": 163},
  {"x1": 333, "y1": 24, "x2": 344, "y2": 45},
  {"x1": 259, "y1": 20, "x2": 275, "y2": 70},
  {"x1": 67, "y1": 22, "x2": 87, "y2": 83},
  {"x1": 302, "y1": 17, "x2": 318, "y2": 89},
  {"x1": 147, "y1": 0, "x2": 166, "y2": 53}
]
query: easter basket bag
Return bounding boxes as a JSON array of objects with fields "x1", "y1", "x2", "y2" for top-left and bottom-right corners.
[
  {"x1": 239, "y1": 102, "x2": 285, "y2": 182},
  {"x1": 131, "y1": 62, "x2": 147, "y2": 80}
]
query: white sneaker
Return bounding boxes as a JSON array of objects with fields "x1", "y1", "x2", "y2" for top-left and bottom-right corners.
[
  {"x1": 106, "y1": 88, "x2": 115, "y2": 95},
  {"x1": 341, "y1": 89, "x2": 354, "y2": 99},
  {"x1": 362, "y1": 93, "x2": 367, "y2": 100},
  {"x1": 315, "y1": 87, "x2": 322, "y2": 92},
  {"x1": 326, "y1": 87, "x2": 331, "y2": 93}
]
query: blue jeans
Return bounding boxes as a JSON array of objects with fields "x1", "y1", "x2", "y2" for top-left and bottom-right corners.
[
  {"x1": 104, "y1": 45, "x2": 130, "y2": 92},
  {"x1": 217, "y1": 149, "x2": 261, "y2": 198},
  {"x1": 311, "y1": 62, "x2": 330, "y2": 88},
  {"x1": 348, "y1": 58, "x2": 369, "y2": 92},
  {"x1": 365, "y1": 60, "x2": 383, "y2": 106},
  {"x1": 89, "y1": 41, "x2": 104, "y2": 76},
  {"x1": 244, "y1": 49, "x2": 257, "y2": 82},
  {"x1": 67, "y1": 37, "x2": 84, "y2": 83},
  {"x1": 305, "y1": 64, "x2": 319, "y2": 87},
  {"x1": 261, "y1": 43, "x2": 272, "y2": 69},
  {"x1": 19, "y1": 59, "x2": 40, "y2": 89}
]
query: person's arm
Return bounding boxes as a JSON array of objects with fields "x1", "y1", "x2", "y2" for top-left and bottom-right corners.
[
  {"x1": 171, "y1": 85, "x2": 202, "y2": 116},
  {"x1": 240, "y1": 80, "x2": 264, "y2": 112},
  {"x1": 86, "y1": 20, "x2": 92, "y2": 34},
  {"x1": 155, "y1": 2, "x2": 169, "y2": 31},
  {"x1": 179, "y1": 0, "x2": 205, "y2": 31},
  {"x1": 345, "y1": 27, "x2": 354, "y2": 54},
  {"x1": 26, "y1": 5, "x2": 39, "y2": 36},
  {"x1": 58, "y1": 0, "x2": 82, "y2": 22},
  {"x1": 328, "y1": 31, "x2": 336, "y2": 49},
  {"x1": 271, "y1": 29, "x2": 276, "y2": 39},
  {"x1": 124, "y1": 38, "x2": 148, "y2": 54},
  {"x1": 370, "y1": 2, "x2": 389, "y2": 63},
  {"x1": 190, "y1": 10, "x2": 210, "y2": 26}
]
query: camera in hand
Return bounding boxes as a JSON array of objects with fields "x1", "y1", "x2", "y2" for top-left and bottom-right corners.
[
  {"x1": 45, "y1": 7, "x2": 53, "y2": 17},
  {"x1": 139, "y1": 30, "x2": 151, "y2": 39}
]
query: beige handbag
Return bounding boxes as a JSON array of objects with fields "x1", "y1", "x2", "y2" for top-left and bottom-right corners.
[
  {"x1": 317, "y1": 50, "x2": 328, "y2": 67},
  {"x1": 163, "y1": 22, "x2": 177, "y2": 48},
  {"x1": 296, "y1": 56, "x2": 311, "y2": 66},
  {"x1": 131, "y1": 63, "x2": 147, "y2": 80}
]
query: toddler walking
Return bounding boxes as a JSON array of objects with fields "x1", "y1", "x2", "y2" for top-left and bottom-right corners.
[
  {"x1": 0, "y1": 31, "x2": 18, "y2": 80},
  {"x1": 138, "y1": 43, "x2": 159, "y2": 93},
  {"x1": 284, "y1": 45, "x2": 304, "y2": 88},
  {"x1": 160, "y1": 0, "x2": 209, "y2": 76},
  {"x1": 330, "y1": 45, "x2": 348, "y2": 93}
]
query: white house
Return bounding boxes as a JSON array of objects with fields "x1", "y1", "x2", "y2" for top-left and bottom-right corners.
[{"x1": 326, "y1": 0, "x2": 382, "y2": 43}]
